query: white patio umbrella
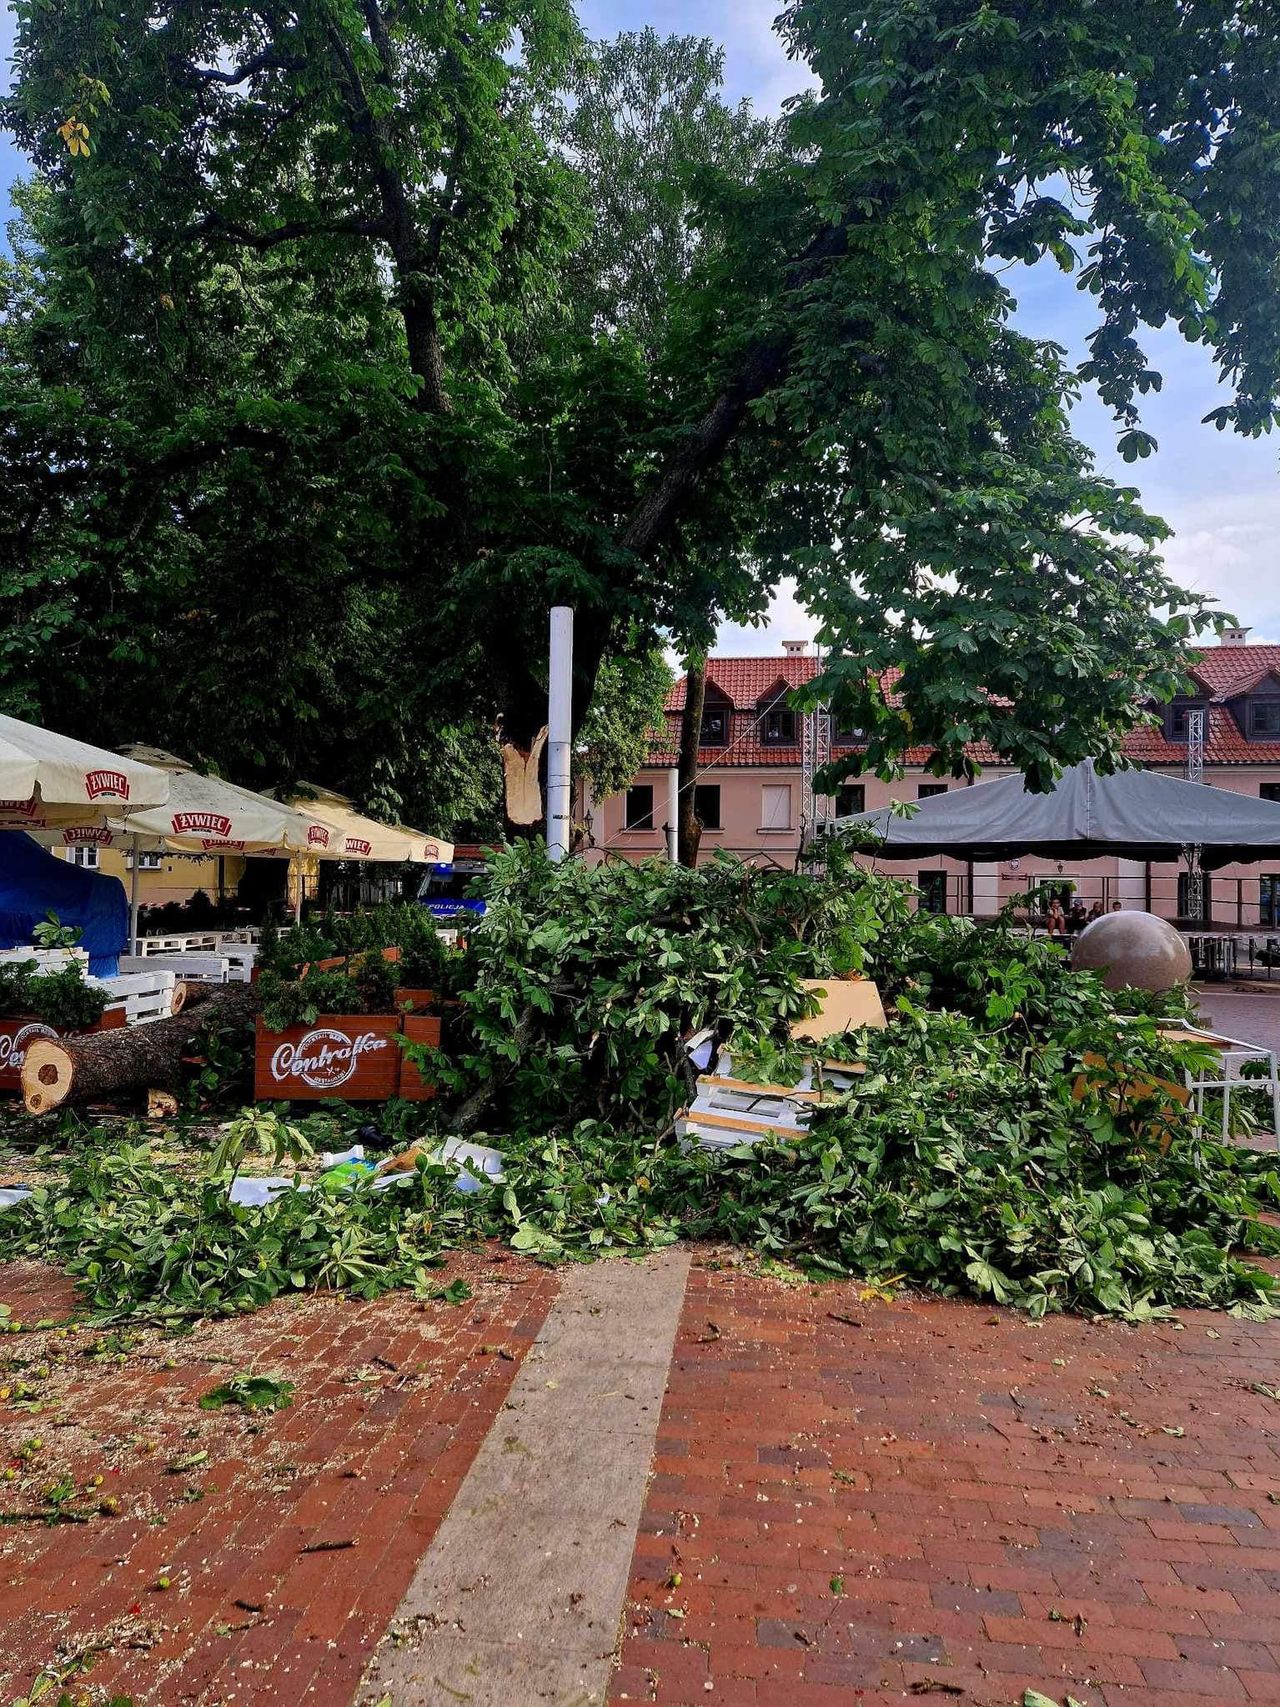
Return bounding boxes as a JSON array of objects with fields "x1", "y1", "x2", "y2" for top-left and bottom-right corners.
[
  {"x1": 36, "y1": 749, "x2": 336, "y2": 947},
  {"x1": 0, "y1": 715, "x2": 170, "y2": 827}
]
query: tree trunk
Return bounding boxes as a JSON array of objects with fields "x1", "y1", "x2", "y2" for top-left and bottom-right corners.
[
  {"x1": 496, "y1": 606, "x2": 615, "y2": 839},
  {"x1": 677, "y1": 658, "x2": 707, "y2": 868},
  {"x1": 22, "y1": 983, "x2": 261, "y2": 1115}
]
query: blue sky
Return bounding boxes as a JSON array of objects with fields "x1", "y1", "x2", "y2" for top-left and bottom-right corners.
[{"x1": 4, "y1": 0, "x2": 1277, "y2": 653}]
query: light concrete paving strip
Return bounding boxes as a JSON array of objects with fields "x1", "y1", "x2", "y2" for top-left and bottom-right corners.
[{"x1": 362, "y1": 1248, "x2": 691, "y2": 1706}]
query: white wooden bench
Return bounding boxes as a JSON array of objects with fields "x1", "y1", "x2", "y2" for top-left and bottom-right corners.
[
  {"x1": 119, "y1": 952, "x2": 231, "y2": 985},
  {"x1": 89, "y1": 969, "x2": 177, "y2": 1026},
  {"x1": 217, "y1": 943, "x2": 257, "y2": 982},
  {"x1": 677, "y1": 978, "x2": 885, "y2": 1153},
  {"x1": 0, "y1": 946, "x2": 89, "y2": 972},
  {"x1": 134, "y1": 933, "x2": 220, "y2": 956}
]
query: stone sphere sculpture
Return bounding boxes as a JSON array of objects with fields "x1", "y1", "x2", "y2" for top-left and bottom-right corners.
[{"x1": 1070, "y1": 910, "x2": 1192, "y2": 993}]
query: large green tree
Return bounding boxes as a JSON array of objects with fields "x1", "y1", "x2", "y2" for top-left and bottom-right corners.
[{"x1": 2, "y1": 0, "x2": 1278, "y2": 832}]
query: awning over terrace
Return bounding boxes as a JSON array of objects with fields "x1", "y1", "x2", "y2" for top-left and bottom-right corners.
[{"x1": 835, "y1": 758, "x2": 1280, "y2": 871}]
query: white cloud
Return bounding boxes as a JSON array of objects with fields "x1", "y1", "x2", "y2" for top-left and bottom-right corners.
[
  {"x1": 713, "y1": 1, "x2": 812, "y2": 114},
  {"x1": 1157, "y1": 488, "x2": 1280, "y2": 636},
  {"x1": 715, "y1": 578, "x2": 816, "y2": 653}
]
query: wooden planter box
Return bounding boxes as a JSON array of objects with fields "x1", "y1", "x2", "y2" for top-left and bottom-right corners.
[
  {"x1": 254, "y1": 1014, "x2": 401, "y2": 1101},
  {"x1": 253, "y1": 1009, "x2": 441, "y2": 1102},
  {"x1": 0, "y1": 1007, "x2": 126, "y2": 1093},
  {"x1": 397, "y1": 1014, "x2": 441, "y2": 1102}
]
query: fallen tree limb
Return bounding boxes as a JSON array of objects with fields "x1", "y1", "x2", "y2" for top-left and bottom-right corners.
[{"x1": 22, "y1": 982, "x2": 261, "y2": 1115}]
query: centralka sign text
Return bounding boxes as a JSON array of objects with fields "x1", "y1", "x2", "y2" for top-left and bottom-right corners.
[{"x1": 253, "y1": 1015, "x2": 401, "y2": 1100}]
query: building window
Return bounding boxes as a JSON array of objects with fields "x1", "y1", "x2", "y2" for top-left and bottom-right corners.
[
  {"x1": 917, "y1": 871, "x2": 947, "y2": 914},
  {"x1": 835, "y1": 782, "x2": 865, "y2": 817},
  {"x1": 1168, "y1": 701, "x2": 1205, "y2": 741},
  {"x1": 760, "y1": 784, "x2": 792, "y2": 831},
  {"x1": 127, "y1": 852, "x2": 163, "y2": 871},
  {"x1": 1250, "y1": 701, "x2": 1280, "y2": 737},
  {"x1": 700, "y1": 703, "x2": 729, "y2": 747},
  {"x1": 835, "y1": 720, "x2": 865, "y2": 741},
  {"x1": 1262, "y1": 876, "x2": 1280, "y2": 928},
  {"x1": 1262, "y1": 784, "x2": 1280, "y2": 804},
  {"x1": 68, "y1": 846, "x2": 99, "y2": 870},
  {"x1": 624, "y1": 785, "x2": 654, "y2": 831},
  {"x1": 693, "y1": 784, "x2": 721, "y2": 831},
  {"x1": 918, "y1": 783, "x2": 948, "y2": 800},
  {"x1": 760, "y1": 704, "x2": 797, "y2": 744}
]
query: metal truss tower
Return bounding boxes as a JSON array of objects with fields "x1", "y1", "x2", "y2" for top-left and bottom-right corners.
[{"x1": 1184, "y1": 706, "x2": 1206, "y2": 920}]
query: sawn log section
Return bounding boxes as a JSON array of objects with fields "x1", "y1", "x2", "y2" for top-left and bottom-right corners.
[{"x1": 21, "y1": 983, "x2": 257, "y2": 1115}]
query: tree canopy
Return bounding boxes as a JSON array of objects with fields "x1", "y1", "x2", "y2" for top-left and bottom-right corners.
[{"x1": 2, "y1": 0, "x2": 1278, "y2": 826}]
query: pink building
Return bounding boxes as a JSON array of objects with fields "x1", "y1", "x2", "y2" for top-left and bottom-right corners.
[{"x1": 587, "y1": 634, "x2": 1280, "y2": 930}]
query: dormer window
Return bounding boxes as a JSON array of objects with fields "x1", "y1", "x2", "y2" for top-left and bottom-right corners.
[
  {"x1": 1250, "y1": 700, "x2": 1280, "y2": 738},
  {"x1": 761, "y1": 703, "x2": 797, "y2": 744},
  {"x1": 753, "y1": 680, "x2": 797, "y2": 744},
  {"x1": 700, "y1": 691, "x2": 730, "y2": 747},
  {"x1": 1168, "y1": 700, "x2": 1205, "y2": 742}
]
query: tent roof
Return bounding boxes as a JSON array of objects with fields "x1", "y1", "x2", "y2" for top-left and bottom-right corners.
[{"x1": 836, "y1": 759, "x2": 1280, "y2": 870}]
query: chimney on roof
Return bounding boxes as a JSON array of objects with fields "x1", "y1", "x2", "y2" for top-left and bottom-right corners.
[
  {"x1": 1219, "y1": 625, "x2": 1252, "y2": 645},
  {"x1": 781, "y1": 639, "x2": 808, "y2": 656}
]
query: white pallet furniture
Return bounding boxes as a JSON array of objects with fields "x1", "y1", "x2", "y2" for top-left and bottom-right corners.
[
  {"x1": 1161, "y1": 1023, "x2": 1280, "y2": 1147},
  {"x1": 0, "y1": 946, "x2": 89, "y2": 972},
  {"x1": 134, "y1": 933, "x2": 220, "y2": 956},
  {"x1": 119, "y1": 952, "x2": 231, "y2": 985},
  {"x1": 133, "y1": 934, "x2": 255, "y2": 981},
  {"x1": 218, "y1": 943, "x2": 257, "y2": 982},
  {"x1": 89, "y1": 969, "x2": 177, "y2": 1026},
  {"x1": 677, "y1": 977, "x2": 885, "y2": 1153}
]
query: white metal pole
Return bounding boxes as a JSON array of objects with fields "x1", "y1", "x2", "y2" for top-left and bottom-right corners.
[
  {"x1": 667, "y1": 768, "x2": 679, "y2": 863},
  {"x1": 547, "y1": 605, "x2": 574, "y2": 862},
  {"x1": 129, "y1": 833, "x2": 141, "y2": 954}
]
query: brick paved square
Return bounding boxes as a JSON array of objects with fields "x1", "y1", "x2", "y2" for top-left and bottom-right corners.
[
  {"x1": 609, "y1": 1258, "x2": 1280, "y2": 1707},
  {"x1": 0, "y1": 1251, "x2": 556, "y2": 1705}
]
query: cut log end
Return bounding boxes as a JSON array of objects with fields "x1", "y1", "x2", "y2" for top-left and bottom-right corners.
[
  {"x1": 22, "y1": 1039, "x2": 73, "y2": 1115},
  {"x1": 20, "y1": 981, "x2": 262, "y2": 1116}
]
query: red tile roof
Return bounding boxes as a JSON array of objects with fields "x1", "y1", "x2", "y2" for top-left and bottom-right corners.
[
  {"x1": 650, "y1": 645, "x2": 1280, "y2": 770},
  {"x1": 1187, "y1": 644, "x2": 1280, "y2": 699},
  {"x1": 1124, "y1": 704, "x2": 1280, "y2": 766},
  {"x1": 664, "y1": 656, "x2": 820, "y2": 711}
]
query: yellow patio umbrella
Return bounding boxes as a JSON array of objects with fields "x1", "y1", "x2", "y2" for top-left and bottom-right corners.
[
  {"x1": 271, "y1": 785, "x2": 452, "y2": 919},
  {"x1": 283, "y1": 785, "x2": 452, "y2": 865}
]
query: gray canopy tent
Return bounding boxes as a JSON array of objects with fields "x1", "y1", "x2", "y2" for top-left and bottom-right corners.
[{"x1": 836, "y1": 759, "x2": 1280, "y2": 870}]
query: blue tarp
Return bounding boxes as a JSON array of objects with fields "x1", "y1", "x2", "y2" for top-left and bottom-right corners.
[{"x1": 0, "y1": 833, "x2": 128, "y2": 976}]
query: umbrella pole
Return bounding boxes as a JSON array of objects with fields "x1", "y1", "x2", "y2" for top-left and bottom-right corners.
[{"x1": 129, "y1": 834, "x2": 141, "y2": 954}]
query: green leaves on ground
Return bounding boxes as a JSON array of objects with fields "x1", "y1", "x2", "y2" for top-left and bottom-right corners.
[
  {"x1": 199, "y1": 1374, "x2": 294, "y2": 1414},
  {"x1": 678, "y1": 1004, "x2": 1280, "y2": 1319},
  {"x1": 3, "y1": 855, "x2": 1279, "y2": 1325}
]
